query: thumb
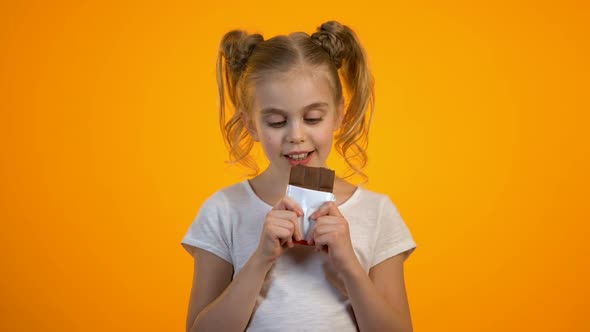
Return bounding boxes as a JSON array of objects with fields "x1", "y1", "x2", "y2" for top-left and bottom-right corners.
[
  {"x1": 274, "y1": 196, "x2": 304, "y2": 216},
  {"x1": 310, "y1": 201, "x2": 342, "y2": 219}
]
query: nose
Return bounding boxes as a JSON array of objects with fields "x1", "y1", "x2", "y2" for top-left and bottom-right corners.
[{"x1": 286, "y1": 121, "x2": 305, "y2": 143}]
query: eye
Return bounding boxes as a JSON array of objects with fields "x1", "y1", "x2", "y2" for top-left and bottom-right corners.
[
  {"x1": 304, "y1": 118, "x2": 323, "y2": 124},
  {"x1": 264, "y1": 114, "x2": 287, "y2": 128},
  {"x1": 267, "y1": 121, "x2": 287, "y2": 128}
]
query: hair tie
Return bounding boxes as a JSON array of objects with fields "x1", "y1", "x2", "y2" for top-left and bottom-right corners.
[
  {"x1": 224, "y1": 32, "x2": 263, "y2": 73},
  {"x1": 311, "y1": 30, "x2": 345, "y2": 69}
]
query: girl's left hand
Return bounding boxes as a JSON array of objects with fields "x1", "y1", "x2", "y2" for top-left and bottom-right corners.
[{"x1": 309, "y1": 201, "x2": 362, "y2": 276}]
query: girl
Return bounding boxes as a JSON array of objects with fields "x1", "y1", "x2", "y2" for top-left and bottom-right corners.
[{"x1": 181, "y1": 21, "x2": 417, "y2": 332}]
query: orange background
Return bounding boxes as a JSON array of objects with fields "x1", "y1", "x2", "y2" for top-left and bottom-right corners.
[{"x1": 1, "y1": 1, "x2": 589, "y2": 331}]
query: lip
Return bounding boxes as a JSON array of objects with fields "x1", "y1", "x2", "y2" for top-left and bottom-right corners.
[
  {"x1": 284, "y1": 150, "x2": 314, "y2": 166},
  {"x1": 285, "y1": 150, "x2": 312, "y2": 155}
]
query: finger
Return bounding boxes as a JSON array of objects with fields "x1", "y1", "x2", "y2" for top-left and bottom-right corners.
[
  {"x1": 312, "y1": 216, "x2": 342, "y2": 227},
  {"x1": 277, "y1": 226, "x2": 297, "y2": 249},
  {"x1": 313, "y1": 234, "x2": 331, "y2": 253},
  {"x1": 269, "y1": 210, "x2": 302, "y2": 241},
  {"x1": 273, "y1": 196, "x2": 304, "y2": 216},
  {"x1": 280, "y1": 237, "x2": 295, "y2": 249},
  {"x1": 307, "y1": 219, "x2": 316, "y2": 246},
  {"x1": 312, "y1": 224, "x2": 340, "y2": 238},
  {"x1": 271, "y1": 225, "x2": 295, "y2": 243},
  {"x1": 269, "y1": 210, "x2": 299, "y2": 224},
  {"x1": 292, "y1": 219, "x2": 302, "y2": 243},
  {"x1": 267, "y1": 218, "x2": 296, "y2": 235},
  {"x1": 270, "y1": 222, "x2": 295, "y2": 248},
  {"x1": 310, "y1": 201, "x2": 343, "y2": 220}
]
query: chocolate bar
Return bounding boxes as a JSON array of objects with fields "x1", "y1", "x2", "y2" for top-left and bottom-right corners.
[
  {"x1": 288, "y1": 165, "x2": 335, "y2": 193},
  {"x1": 289, "y1": 165, "x2": 335, "y2": 193},
  {"x1": 287, "y1": 165, "x2": 336, "y2": 245}
]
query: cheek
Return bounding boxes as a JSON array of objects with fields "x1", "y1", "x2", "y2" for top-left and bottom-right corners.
[
  {"x1": 263, "y1": 133, "x2": 278, "y2": 143},
  {"x1": 317, "y1": 130, "x2": 335, "y2": 146},
  {"x1": 261, "y1": 134, "x2": 281, "y2": 151}
]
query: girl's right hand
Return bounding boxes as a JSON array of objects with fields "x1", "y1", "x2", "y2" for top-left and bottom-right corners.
[{"x1": 254, "y1": 196, "x2": 304, "y2": 263}]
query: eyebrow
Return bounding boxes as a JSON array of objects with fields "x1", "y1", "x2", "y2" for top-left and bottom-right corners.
[{"x1": 260, "y1": 102, "x2": 329, "y2": 115}]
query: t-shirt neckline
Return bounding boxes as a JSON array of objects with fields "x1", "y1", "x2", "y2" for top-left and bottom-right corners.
[{"x1": 242, "y1": 180, "x2": 362, "y2": 210}]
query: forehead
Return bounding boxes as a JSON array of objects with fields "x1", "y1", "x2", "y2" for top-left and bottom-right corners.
[{"x1": 251, "y1": 69, "x2": 336, "y2": 114}]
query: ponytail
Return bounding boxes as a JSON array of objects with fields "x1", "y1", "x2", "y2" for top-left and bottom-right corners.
[
  {"x1": 216, "y1": 30, "x2": 263, "y2": 174},
  {"x1": 312, "y1": 21, "x2": 375, "y2": 181}
]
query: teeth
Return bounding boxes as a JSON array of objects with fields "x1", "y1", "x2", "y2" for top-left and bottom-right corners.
[{"x1": 288, "y1": 152, "x2": 309, "y2": 160}]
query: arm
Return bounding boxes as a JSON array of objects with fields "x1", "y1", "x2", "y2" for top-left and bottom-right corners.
[
  {"x1": 186, "y1": 196, "x2": 304, "y2": 332},
  {"x1": 310, "y1": 202, "x2": 414, "y2": 332},
  {"x1": 187, "y1": 247, "x2": 274, "y2": 332},
  {"x1": 341, "y1": 251, "x2": 413, "y2": 332},
  {"x1": 186, "y1": 249, "x2": 232, "y2": 332}
]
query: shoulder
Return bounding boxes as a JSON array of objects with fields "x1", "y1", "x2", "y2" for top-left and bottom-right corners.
[
  {"x1": 356, "y1": 186, "x2": 390, "y2": 201},
  {"x1": 220, "y1": 180, "x2": 252, "y2": 197},
  {"x1": 334, "y1": 177, "x2": 393, "y2": 207},
  {"x1": 200, "y1": 181, "x2": 252, "y2": 209},
  {"x1": 338, "y1": 185, "x2": 402, "y2": 228},
  {"x1": 350, "y1": 185, "x2": 396, "y2": 212}
]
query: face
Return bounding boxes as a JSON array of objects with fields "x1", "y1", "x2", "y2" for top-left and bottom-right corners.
[{"x1": 244, "y1": 68, "x2": 343, "y2": 177}]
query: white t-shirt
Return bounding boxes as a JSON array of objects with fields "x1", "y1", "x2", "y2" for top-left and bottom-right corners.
[{"x1": 181, "y1": 180, "x2": 417, "y2": 331}]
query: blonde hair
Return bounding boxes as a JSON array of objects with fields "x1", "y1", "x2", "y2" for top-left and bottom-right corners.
[{"x1": 217, "y1": 21, "x2": 375, "y2": 181}]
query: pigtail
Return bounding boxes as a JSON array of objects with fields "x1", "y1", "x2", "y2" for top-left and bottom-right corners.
[
  {"x1": 217, "y1": 30, "x2": 263, "y2": 173},
  {"x1": 312, "y1": 21, "x2": 375, "y2": 182}
]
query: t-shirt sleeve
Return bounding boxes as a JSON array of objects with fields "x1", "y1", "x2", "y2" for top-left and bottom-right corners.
[
  {"x1": 371, "y1": 196, "x2": 417, "y2": 267},
  {"x1": 180, "y1": 192, "x2": 233, "y2": 264}
]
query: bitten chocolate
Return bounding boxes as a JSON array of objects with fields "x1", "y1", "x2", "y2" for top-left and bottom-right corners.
[{"x1": 288, "y1": 165, "x2": 335, "y2": 193}]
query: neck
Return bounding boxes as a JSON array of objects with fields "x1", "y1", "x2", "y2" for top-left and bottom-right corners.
[
  {"x1": 247, "y1": 167, "x2": 291, "y2": 207},
  {"x1": 258, "y1": 166, "x2": 289, "y2": 189}
]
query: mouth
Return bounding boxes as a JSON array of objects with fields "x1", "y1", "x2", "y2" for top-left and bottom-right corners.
[{"x1": 284, "y1": 150, "x2": 314, "y2": 166}]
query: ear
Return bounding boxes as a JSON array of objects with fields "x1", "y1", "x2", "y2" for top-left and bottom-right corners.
[
  {"x1": 241, "y1": 111, "x2": 259, "y2": 141},
  {"x1": 334, "y1": 98, "x2": 345, "y2": 130}
]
